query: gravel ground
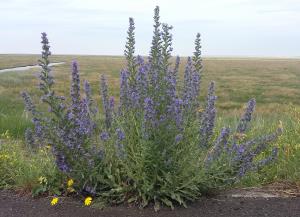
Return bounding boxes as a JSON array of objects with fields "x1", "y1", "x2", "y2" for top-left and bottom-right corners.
[{"x1": 0, "y1": 190, "x2": 299, "y2": 217}]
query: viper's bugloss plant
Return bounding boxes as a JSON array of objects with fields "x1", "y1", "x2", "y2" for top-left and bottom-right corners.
[{"x1": 22, "y1": 6, "x2": 282, "y2": 209}]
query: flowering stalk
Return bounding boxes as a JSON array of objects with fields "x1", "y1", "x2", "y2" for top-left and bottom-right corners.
[
  {"x1": 149, "y1": 6, "x2": 162, "y2": 72},
  {"x1": 191, "y1": 33, "x2": 202, "y2": 106},
  {"x1": 205, "y1": 127, "x2": 230, "y2": 165},
  {"x1": 231, "y1": 127, "x2": 282, "y2": 177},
  {"x1": 182, "y1": 57, "x2": 193, "y2": 108},
  {"x1": 84, "y1": 80, "x2": 97, "y2": 114},
  {"x1": 38, "y1": 32, "x2": 65, "y2": 117},
  {"x1": 124, "y1": 17, "x2": 137, "y2": 87},
  {"x1": 100, "y1": 75, "x2": 112, "y2": 128},
  {"x1": 71, "y1": 61, "x2": 81, "y2": 115},
  {"x1": 38, "y1": 32, "x2": 54, "y2": 94},
  {"x1": 115, "y1": 128, "x2": 126, "y2": 158},
  {"x1": 119, "y1": 70, "x2": 129, "y2": 113},
  {"x1": 161, "y1": 23, "x2": 173, "y2": 72},
  {"x1": 236, "y1": 98, "x2": 256, "y2": 134},
  {"x1": 199, "y1": 81, "x2": 217, "y2": 147},
  {"x1": 136, "y1": 56, "x2": 148, "y2": 105},
  {"x1": 193, "y1": 33, "x2": 203, "y2": 75},
  {"x1": 143, "y1": 97, "x2": 156, "y2": 134}
]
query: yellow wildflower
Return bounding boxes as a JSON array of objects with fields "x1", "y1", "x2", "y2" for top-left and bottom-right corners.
[
  {"x1": 84, "y1": 196, "x2": 92, "y2": 206},
  {"x1": 38, "y1": 176, "x2": 47, "y2": 185},
  {"x1": 51, "y1": 197, "x2": 59, "y2": 206},
  {"x1": 67, "y1": 179, "x2": 74, "y2": 187}
]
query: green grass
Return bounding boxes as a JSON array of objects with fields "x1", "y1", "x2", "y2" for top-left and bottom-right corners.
[
  {"x1": 0, "y1": 55, "x2": 299, "y2": 190},
  {"x1": 0, "y1": 136, "x2": 58, "y2": 191},
  {"x1": 1, "y1": 55, "x2": 300, "y2": 138}
]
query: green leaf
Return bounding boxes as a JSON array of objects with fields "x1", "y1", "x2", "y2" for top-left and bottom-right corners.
[
  {"x1": 161, "y1": 197, "x2": 174, "y2": 210},
  {"x1": 127, "y1": 196, "x2": 138, "y2": 203}
]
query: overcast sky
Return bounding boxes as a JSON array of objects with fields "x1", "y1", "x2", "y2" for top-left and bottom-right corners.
[{"x1": 0, "y1": 0, "x2": 299, "y2": 57}]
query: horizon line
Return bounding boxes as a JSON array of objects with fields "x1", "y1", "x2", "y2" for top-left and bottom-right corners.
[{"x1": 0, "y1": 53, "x2": 300, "y2": 60}]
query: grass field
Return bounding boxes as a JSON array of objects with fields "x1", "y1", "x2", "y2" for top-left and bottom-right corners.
[
  {"x1": 1, "y1": 55, "x2": 300, "y2": 137},
  {"x1": 0, "y1": 54, "x2": 299, "y2": 189}
]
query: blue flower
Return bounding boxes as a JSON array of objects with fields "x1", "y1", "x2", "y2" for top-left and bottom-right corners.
[
  {"x1": 100, "y1": 131, "x2": 110, "y2": 141},
  {"x1": 116, "y1": 128, "x2": 125, "y2": 140}
]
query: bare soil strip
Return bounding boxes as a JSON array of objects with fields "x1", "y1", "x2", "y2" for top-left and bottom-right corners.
[{"x1": 0, "y1": 190, "x2": 299, "y2": 217}]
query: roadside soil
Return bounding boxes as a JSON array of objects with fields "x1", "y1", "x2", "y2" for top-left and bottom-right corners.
[{"x1": 1, "y1": 183, "x2": 299, "y2": 217}]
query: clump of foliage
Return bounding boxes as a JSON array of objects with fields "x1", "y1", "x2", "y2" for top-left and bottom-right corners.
[
  {"x1": 21, "y1": 6, "x2": 282, "y2": 209},
  {"x1": 0, "y1": 131, "x2": 59, "y2": 193},
  {"x1": 245, "y1": 105, "x2": 300, "y2": 185}
]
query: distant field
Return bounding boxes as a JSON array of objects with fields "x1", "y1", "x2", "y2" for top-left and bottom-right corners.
[{"x1": 0, "y1": 54, "x2": 300, "y2": 137}]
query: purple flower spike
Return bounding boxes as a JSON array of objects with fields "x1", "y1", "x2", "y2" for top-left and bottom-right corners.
[
  {"x1": 236, "y1": 98, "x2": 256, "y2": 134},
  {"x1": 199, "y1": 81, "x2": 217, "y2": 147},
  {"x1": 143, "y1": 97, "x2": 156, "y2": 131},
  {"x1": 70, "y1": 61, "x2": 81, "y2": 114},
  {"x1": 119, "y1": 70, "x2": 129, "y2": 113},
  {"x1": 100, "y1": 75, "x2": 112, "y2": 128}
]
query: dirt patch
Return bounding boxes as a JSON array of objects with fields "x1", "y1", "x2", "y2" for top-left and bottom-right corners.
[
  {"x1": 226, "y1": 182, "x2": 300, "y2": 198},
  {"x1": 0, "y1": 188, "x2": 300, "y2": 217}
]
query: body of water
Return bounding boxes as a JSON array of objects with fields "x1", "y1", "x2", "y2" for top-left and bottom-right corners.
[{"x1": 0, "y1": 62, "x2": 65, "y2": 74}]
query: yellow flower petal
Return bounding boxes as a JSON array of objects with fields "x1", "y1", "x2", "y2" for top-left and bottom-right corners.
[
  {"x1": 38, "y1": 176, "x2": 47, "y2": 184},
  {"x1": 84, "y1": 196, "x2": 92, "y2": 206},
  {"x1": 67, "y1": 179, "x2": 74, "y2": 187},
  {"x1": 51, "y1": 197, "x2": 59, "y2": 206}
]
